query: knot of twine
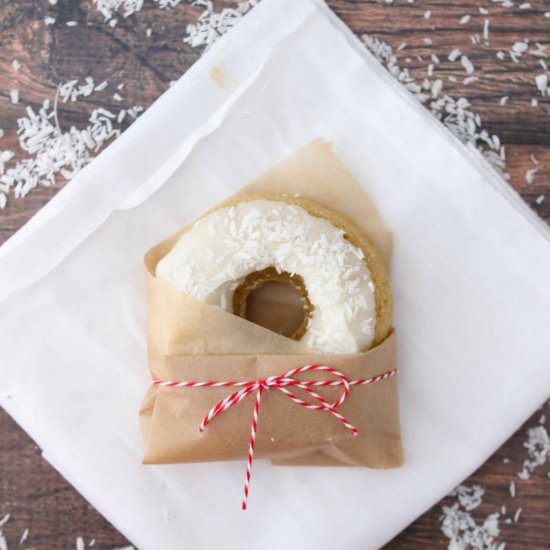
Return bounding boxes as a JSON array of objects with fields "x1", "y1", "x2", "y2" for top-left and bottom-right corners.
[{"x1": 152, "y1": 364, "x2": 398, "y2": 510}]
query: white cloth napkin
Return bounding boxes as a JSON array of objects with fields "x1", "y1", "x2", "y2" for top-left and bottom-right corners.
[{"x1": 1, "y1": 0, "x2": 549, "y2": 548}]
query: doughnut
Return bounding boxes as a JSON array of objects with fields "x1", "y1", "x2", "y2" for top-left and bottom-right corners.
[{"x1": 156, "y1": 194, "x2": 392, "y2": 353}]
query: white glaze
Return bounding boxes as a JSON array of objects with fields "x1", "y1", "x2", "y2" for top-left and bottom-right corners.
[{"x1": 156, "y1": 200, "x2": 376, "y2": 352}]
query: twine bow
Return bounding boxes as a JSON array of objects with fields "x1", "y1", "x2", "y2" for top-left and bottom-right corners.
[{"x1": 152, "y1": 365, "x2": 398, "y2": 510}]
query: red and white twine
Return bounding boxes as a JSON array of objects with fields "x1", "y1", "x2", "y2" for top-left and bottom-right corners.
[{"x1": 152, "y1": 364, "x2": 398, "y2": 510}]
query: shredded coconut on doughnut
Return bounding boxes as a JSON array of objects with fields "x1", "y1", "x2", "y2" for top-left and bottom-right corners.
[{"x1": 156, "y1": 200, "x2": 377, "y2": 353}]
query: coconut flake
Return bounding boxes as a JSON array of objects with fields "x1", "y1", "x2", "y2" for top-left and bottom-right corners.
[
  {"x1": 19, "y1": 528, "x2": 29, "y2": 545},
  {"x1": 0, "y1": 150, "x2": 15, "y2": 173},
  {"x1": 59, "y1": 77, "x2": 97, "y2": 102},
  {"x1": 460, "y1": 14, "x2": 471, "y2": 24},
  {"x1": 510, "y1": 41, "x2": 529, "y2": 63},
  {"x1": 535, "y1": 74, "x2": 548, "y2": 96},
  {"x1": 530, "y1": 43, "x2": 548, "y2": 58},
  {"x1": 94, "y1": 81, "x2": 108, "y2": 92},
  {"x1": 518, "y1": 425, "x2": 549, "y2": 479},
  {"x1": 452, "y1": 484, "x2": 484, "y2": 511},
  {"x1": 0, "y1": 82, "x2": 142, "y2": 205},
  {"x1": 184, "y1": 1, "x2": 259, "y2": 49},
  {"x1": 461, "y1": 55, "x2": 475, "y2": 74},
  {"x1": 449, "y1": 48, "x2": 462, "y2": 61},
  {"x1": 441, "y1": 485, "x2": 503, "y2": 549},
  {"x1": 155, "y1": 0, "x2": 184, "y2": 6},
  {"x1": 431, "y1": 79, "x2": 443, "y2": 97},
  {"x1": 93, "y1": 0, "x2": 145, "y2": 21},
  {"x1": 525, "y1": 155, "x2": 539, "y2": 184},
  {"x1": 126, "y1": 105, "x2": 144, "y2": 118}
]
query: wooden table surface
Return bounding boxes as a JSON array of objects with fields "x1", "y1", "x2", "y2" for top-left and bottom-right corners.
[{"x1": 0, "y1": 1, "x2": 548, "y2": 548}]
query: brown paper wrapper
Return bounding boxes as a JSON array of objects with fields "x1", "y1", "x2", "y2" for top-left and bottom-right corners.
[{"x1": 140, "y1": 139, "x2": 403, "y2": 468}]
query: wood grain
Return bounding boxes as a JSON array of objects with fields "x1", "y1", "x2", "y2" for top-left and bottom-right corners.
[{"x1": 0, "y1": 0, "x2": 548, "y2": 548}]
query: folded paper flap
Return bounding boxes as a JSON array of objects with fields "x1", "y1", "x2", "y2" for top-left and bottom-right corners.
[
  {"x1": 146, "y1": 269, "x2": 311, "y2": 357},
  {"x1": 141, "y1": 332, "x2": 400, "y2": 467},
  {"x1": 152, "y1": 330, "x2": 396, "y2": 380}
]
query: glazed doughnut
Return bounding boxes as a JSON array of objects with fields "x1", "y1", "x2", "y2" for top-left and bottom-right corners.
[{"x1": 156, "y1": 194, "x2": 392, "y2": 353}]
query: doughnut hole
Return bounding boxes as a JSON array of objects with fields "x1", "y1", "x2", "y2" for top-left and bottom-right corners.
[{"x1": 232, "y1": 268, "x2": 313, "y2": 340}]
